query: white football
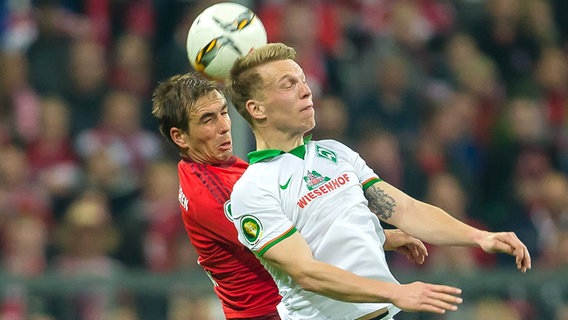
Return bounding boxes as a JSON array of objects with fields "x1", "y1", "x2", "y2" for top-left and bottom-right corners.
[{"x1": 186, "y1": 2, "x2": 267, "y2": 80}]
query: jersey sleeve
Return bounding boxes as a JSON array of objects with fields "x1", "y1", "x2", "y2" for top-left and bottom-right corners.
[{"x1": 230, "y1": 174, "x2": 296, "y2": 257}]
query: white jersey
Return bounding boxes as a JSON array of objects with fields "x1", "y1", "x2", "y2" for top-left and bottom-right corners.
[{"x1": 230, "y1": 139, "x2": 401, "y2": 320}]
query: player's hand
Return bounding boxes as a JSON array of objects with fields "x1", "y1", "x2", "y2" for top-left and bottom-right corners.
[
  {"x1": 383, "y1": 229, "x2": 428, "y2": 264},
  {"x1": 393, "y1": 282, "x2": 462, "y2": 314},
  {"x1": 478, "y1": 231, "x2": 532, "y2": 272}
]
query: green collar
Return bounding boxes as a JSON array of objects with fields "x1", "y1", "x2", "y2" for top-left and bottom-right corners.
[{"x1": 248, "y1": 135, "x2": 312, "y2": 164}]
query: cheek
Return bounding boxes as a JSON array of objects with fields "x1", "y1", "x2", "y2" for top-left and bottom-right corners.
[{"x1": 188, "y1": 128, "x2": 216, "y2": 147}]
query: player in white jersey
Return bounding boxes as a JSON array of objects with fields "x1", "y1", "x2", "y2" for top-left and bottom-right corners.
[
  {"x1": 232, "y1": 138, "x2": 403, "y2": 319},
  {"x1": 225, "y1": 43, "x2": 531, "y2": 320}
]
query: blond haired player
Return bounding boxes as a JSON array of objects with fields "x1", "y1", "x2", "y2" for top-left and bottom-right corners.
[{"x1": 226, "y1": 43, "x2": 531, "y2": 320}]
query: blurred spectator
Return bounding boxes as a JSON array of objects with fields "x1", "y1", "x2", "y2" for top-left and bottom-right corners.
[
  {"x1": 117, "y1": 160, "x2": 189, "y2": 272},
  {"x1": 349, "y1": 50, "x2": 424, "y2": 148},
  {"x1": 0, "y1": 50, "x2": 41, "y2": 144},
  {"x1": 482, "y1": 97, "x2": 554, "y2": 229},
  {"x1": 110, "y1": 32, "x2": 156, "y2": 128},
  {"x1": 472, "y1": 297, "x2": 523, "y2": 320},
  {"x1": 118, "y1": 160, "x2": 204, "y2": 320},
  {"x1": 168, "y1": 294, "x2": 223, "y2": 320},
  {"x1": 84, "y1": 0, "x2": 155, "y2": 48},
  {"x1": 110, "y1": 32, "x2": 153, "y2": 97},
  {"x1": 0, "y1": 0, "x2": 36, "y2": 52},
  {"x1": 0, "y1": 213, "x2": 51, "y2": 318},
  {"x1": 26, "y1": 96, "x2": 81, "y2": 218},
  {"x1": 469, "y1": 0, "x2": 541, "y2": 94},
  {"x1": 533, "y1": 45, "x2": 568, "y2": 131},
  {"x1": 531, "y1": 171, "x2": 568, "y2": 268},
  {"x1": 404, "y1": 91, "x2": 482, "y2": 200},
  {"x1": 421, "y1": 172, "x2": 496, "y2": 273},
  {"x1": 74, "y1": 90, "x2": 163, "y2": 214},
  {"x1": 524, "y1": 0, "x2": 559, "y2": 46},
  {"x1": 257, "y1": 0, "x2": 342, "y2": 96},
  {"x1": 532, "y1": 45, "x2": 568, "y2": 175},
  {"x1": 0, "y1": 143, "x2": 52, "y2": 235},
  {"x1": 356, "y1": 130, "x2": 405, "y2": 189},
  {"x1": 1, "y1": 213, "x2": 48, "y2": 278},
  {"x1": 50, "y1": 191, "x2": 123, "y2": 320},
  {"x1": 62, "y1": 36, "x2": 109, "y2": 136},
  {"x1": 311, "y1": 94, "x2": 351, "y2": 144},
  {"x1": 441, "y1": 32, "x2": 506, "y2": 147},
  {"x1": 26, "y1": 0, "x2": 89, "y2": 96}
]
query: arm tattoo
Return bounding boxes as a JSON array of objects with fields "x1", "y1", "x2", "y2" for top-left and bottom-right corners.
[{"x1": 366, "y1": 185, "x2": 396, "y2": 221}]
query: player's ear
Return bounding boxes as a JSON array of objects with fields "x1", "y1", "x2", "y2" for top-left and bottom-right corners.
[
  {"x1": 246, "y1": 99, "x2": 266, "y2": 121},
  {"x1": 170, "y1": 127, "x2": 189, "y2": 149}
]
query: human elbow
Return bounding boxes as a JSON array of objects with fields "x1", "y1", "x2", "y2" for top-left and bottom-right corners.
[{"x1": 291, "y1": 269, "x2": 322, "y2": 293}]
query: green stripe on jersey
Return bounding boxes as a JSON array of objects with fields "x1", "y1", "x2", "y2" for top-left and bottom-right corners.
[
  {"x1": 257, "y1": 227, "x2": 297, "y2": 257},
  {"x1": 362, "y1": 178, "x2": 382, "y2": 191}
]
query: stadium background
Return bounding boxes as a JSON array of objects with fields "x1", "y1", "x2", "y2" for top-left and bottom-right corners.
[{"x1": 0, "y1": 0, "x2": 567, "y2": 319}]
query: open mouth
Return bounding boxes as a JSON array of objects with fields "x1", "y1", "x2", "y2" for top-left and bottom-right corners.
[{"x1": 219, "y1": 141, "x2": 232, "y2": 150}]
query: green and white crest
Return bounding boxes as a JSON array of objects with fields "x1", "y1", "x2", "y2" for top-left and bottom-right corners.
[{"x1": 316, "y1": 145, "x2": 337, "y2": 164}]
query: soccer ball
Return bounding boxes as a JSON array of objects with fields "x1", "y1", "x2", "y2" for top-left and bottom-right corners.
[{"x1": 186, "y1": 2, "x2": 267, "y2": 80}]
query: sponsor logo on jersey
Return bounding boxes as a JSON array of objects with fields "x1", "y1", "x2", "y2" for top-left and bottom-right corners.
[
  {"x1": 241, "y1": 215, "x2": 263, "y2": 244},
  {"x1": 178, "y1": 186, "x2": 188, "y2": 210},
  {"x1": 279, "y1": 175, "x2": 293, "y2": 190},
  {"x1": 303, "y1": 170, "x2": 330, "y2": 190},
  {"x1": 297, "y1": 173, "x2": 350, "y2": 208}
]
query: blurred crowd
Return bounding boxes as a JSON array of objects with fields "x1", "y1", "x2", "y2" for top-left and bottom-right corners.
[{"x1": 0, "y1": 0, "x2": 567, "y2": 319}]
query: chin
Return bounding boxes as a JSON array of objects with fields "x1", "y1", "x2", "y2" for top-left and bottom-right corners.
[{"x1": 218, "y1": 151, "x2": 233, "y2": 161}]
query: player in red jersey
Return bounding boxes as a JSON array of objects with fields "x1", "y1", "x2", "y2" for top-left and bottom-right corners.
[
  {"x1": 151, "y1": 73, "x2": 429, "y2": 319},
  {"x1": 177, "y1": 156, "x2": 279, "y2": 319}
]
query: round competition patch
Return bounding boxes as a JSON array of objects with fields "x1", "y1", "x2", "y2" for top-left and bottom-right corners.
[
  {"x1": 223, "y1": 200, "x2": 233, "y2": 222},
  {"x1": 241, "y1": 215, "x2": 262, "y2": 244}
]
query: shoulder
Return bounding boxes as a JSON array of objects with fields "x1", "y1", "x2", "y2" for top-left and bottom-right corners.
[
  {"x1": 309, "y1": 139, "x2": 357, "y2": 158},
  {"x1": 232, "y1": 161, "x2": 279, "y2": 197},
  {"x1": 311, "y1": 139, "x2": 351, "y2": 150}
]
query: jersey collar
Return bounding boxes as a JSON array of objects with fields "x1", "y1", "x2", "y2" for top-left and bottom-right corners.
[{"x1": 248, "y1": 135, "x2": 312, "y2": 164}]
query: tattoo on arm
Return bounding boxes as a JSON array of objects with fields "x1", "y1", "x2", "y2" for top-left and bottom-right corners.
[{"x1": 366, "y1": 185, "x2": 396, "y2": 221}]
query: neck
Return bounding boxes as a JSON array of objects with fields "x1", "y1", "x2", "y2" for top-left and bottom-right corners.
[{"x1": 254, "y1": 128, "x2": 306, "y2": 152}]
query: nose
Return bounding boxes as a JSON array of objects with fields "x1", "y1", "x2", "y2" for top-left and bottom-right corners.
[
  {"x1": 219, "y1": 114, "x2": 231, "y2": 133},
  {"x1": 299, "y1": 80, "x2": 312, "y2": 99}
]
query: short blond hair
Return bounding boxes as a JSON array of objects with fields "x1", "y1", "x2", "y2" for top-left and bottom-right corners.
[{"x1": 225, "y1": 43, "x2": 296, "y2": 126}]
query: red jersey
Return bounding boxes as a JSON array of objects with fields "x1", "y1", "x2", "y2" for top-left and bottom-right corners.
[{"x1": 177, "y1": 156, "x2": 280, "y2": 319}]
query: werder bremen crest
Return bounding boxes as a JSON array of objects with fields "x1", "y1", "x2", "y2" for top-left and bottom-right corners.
[{"x1": 303, "y1": 170, "x2": 331, "y2": 190}]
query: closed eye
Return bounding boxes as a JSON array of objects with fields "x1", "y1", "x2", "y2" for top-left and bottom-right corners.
[{"x1": 281, "y1": 79, "x2": 296, "y2": 89}]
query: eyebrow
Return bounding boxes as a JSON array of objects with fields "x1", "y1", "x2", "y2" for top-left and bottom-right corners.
[
  {"x1": 275, "y1": 73, "x2": 302, "y2": 86},
  {"x1": 197, "y1": 104, "x2": 227, "y2": 122}
]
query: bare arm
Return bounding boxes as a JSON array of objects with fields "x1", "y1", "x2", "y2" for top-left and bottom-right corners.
[
  {"x1": 365, "y1": 181, "x2": 531, "y2": 272},
  {"x1": 383, "y1": 229, "x2": 428, "y2": 264},
  {"x1": 261, "y1": 231, "x2": 462, "y2": 313}
]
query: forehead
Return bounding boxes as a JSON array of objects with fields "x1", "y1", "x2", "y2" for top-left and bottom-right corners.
[
  {"x1": 190, "y1": 90, "x2": 226, "y2": 115},
  {"x1": 257, "y1": 59, "x2": 304, "y2": 84}
]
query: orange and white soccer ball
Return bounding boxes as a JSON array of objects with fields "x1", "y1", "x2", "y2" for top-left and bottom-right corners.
[{"x1": 186, "y1": 2, "x2": 267, "y2": 80}]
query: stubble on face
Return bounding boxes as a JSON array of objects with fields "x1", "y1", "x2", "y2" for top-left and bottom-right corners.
[{"x1": 186, "y1": 91, "x2": 233, "y2": 164}]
